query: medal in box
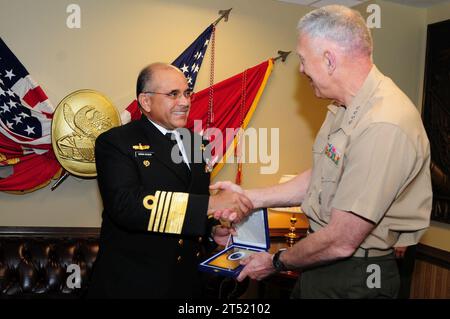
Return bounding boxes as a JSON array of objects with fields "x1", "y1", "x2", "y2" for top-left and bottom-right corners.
[{"x1": 199, "y1": 208, "x2": 270, "y2": 277}]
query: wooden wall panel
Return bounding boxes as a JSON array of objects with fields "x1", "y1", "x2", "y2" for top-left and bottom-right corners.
[{"x1": 410, "y1": 259, "x2": 450, "y2": 298}]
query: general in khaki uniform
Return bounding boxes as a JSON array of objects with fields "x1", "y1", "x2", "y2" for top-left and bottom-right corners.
[
  {"x1": 299, "y1": 66, "x2": 432, "y2": 298},
  {"x1": 88, "y1": 115, "x2": 213, "y2": 298}
]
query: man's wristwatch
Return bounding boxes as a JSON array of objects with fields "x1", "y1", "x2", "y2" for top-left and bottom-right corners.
[{"x1": 272, "y1": 249, "x2": 288, "y2": 272}]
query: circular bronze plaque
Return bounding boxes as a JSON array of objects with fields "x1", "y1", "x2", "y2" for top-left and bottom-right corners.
[{"x1": 51, "y1": 89, "x2": 121, "y2": 177}]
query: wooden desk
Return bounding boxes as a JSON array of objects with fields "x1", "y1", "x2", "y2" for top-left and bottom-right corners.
[{"x1": 268, "y1": 210, "x2": 309, "y2": 238}]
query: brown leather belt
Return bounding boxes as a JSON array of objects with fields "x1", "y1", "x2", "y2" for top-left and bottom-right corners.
[
  {"x1": 353, "y1": 247, "x2": 394, "y2": 258},
  {"x1": 308, "y1": 227, "x2": 394, "y2": 258}
]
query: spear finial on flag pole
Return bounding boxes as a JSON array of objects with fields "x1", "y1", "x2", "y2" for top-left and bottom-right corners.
[
  {"x1": 122, "y1": 16, "x2": 221, "y2": 124},
  {"x1": 213, "y1": 8, "x2": 232, "y2": 26},
  {"x1": 273, "y1": 50, "x2": 291, "y2": 63}
]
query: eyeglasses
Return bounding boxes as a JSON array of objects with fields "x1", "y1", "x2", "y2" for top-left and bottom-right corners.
[{"x1": 142, "y1": 89, "x2": 194, "y2": 100}]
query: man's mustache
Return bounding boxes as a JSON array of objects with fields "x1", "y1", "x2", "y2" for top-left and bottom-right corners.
[{"x1": 174, "y1": 105, "x2": 190, "y2": 112}]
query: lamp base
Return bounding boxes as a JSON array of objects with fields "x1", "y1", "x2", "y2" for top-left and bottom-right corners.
[
  {"x1": 284, "y1": 231, "x2": 299, "y2": 247},
  {"x1": 284, "y1": 215, "x2": 299, "y2": 247}
]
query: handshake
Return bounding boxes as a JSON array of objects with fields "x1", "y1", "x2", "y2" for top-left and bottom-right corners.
[{"x1": 207, "y1": 181, "x2": 253, "y2": 225}]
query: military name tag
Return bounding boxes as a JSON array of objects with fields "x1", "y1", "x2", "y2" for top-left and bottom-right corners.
[{"x1": 135, "y1": 151, "x2": 154, "y2": 158}]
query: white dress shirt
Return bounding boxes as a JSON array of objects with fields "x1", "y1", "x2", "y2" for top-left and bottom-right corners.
[{"x1": 148, "y1": 119, "x2": 190, "y2": 169}]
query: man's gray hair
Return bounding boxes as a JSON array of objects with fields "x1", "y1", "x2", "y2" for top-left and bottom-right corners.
[{"x1": 297, "y1": 5, "x2": 373, "y2": 56}]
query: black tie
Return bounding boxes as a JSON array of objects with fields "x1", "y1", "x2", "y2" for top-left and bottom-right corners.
[
  {"x1": 165, "y1": 132, "x2": 177, "y2": 146},
  {"x1": 165, "y1": 132, "x2": 191, "y2": 180}
]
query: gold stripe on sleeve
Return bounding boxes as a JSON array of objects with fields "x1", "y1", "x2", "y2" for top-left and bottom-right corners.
[
  {"x1": 165, "y1": 192, "x2": 189, "y2": 234},
  {"x1": 152, "y1": 191, "x2": 167, "y2": 231},
  {"x1": 159, "y1": 192, "x2": 173, "y2": 232},
  {"x1": 144, "y1": 191, "x2": 160, "y2": 231}
]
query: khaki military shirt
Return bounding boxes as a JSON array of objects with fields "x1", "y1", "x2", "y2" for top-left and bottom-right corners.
[{"x1": 301, "y1": 65, "x2": 432, "y2": 250}]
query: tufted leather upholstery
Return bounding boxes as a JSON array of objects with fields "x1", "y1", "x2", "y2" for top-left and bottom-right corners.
[
  {"x1": 0, "y1": 227, "x2": 249, "y2": 299},
  {"x1": 0, "y1": 227, "x2": 99, "y2": 299}
]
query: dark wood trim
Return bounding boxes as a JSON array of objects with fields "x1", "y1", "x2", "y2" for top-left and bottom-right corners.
[
  {"x1": 422, "y1": 18, "x2": 450, "y2": 116},
  {"x1": 0, "y1": 226, "x2": 100, "y2": 238},
  {"x1": 415, "y1": 243, "x2": 450, "y2": 269}
]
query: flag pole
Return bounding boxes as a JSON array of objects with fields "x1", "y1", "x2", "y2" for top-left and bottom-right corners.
[
  {"x1": 51, "y1": 171, "x2": 70, "y2": 191},
  {"x1": 213, "y1": 8, "x2": 232, "y2": 26},
  {"x1": 273, "y1": 50, "x2": 291, "y2": 63}
]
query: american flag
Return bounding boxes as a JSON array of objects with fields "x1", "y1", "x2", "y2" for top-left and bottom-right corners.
[
  {"x1": 121, "y1": 24, "x2": 214, "y2": 124},
  {"x1": 172, "y1": 24, "x2": 213, "y2": 90},
  {"x1": 0, "y1": 37, "x2": 54, "y2": 150},
  {"x1": 0, "y1": 37, "x2": 60, "y2": 192}
]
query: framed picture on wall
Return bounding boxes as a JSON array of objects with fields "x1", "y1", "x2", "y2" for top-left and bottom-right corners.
[{"x1": 422, "y1": 19, "x2": 450, "y2": 224}]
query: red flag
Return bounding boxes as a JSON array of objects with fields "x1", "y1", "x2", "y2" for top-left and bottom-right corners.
[
  {"x1": 186, "y1": 59, "x2": 273, "y2": 178},
  {"x1": 0, "y1": 132, "x2": 61, "y2": 192}
]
